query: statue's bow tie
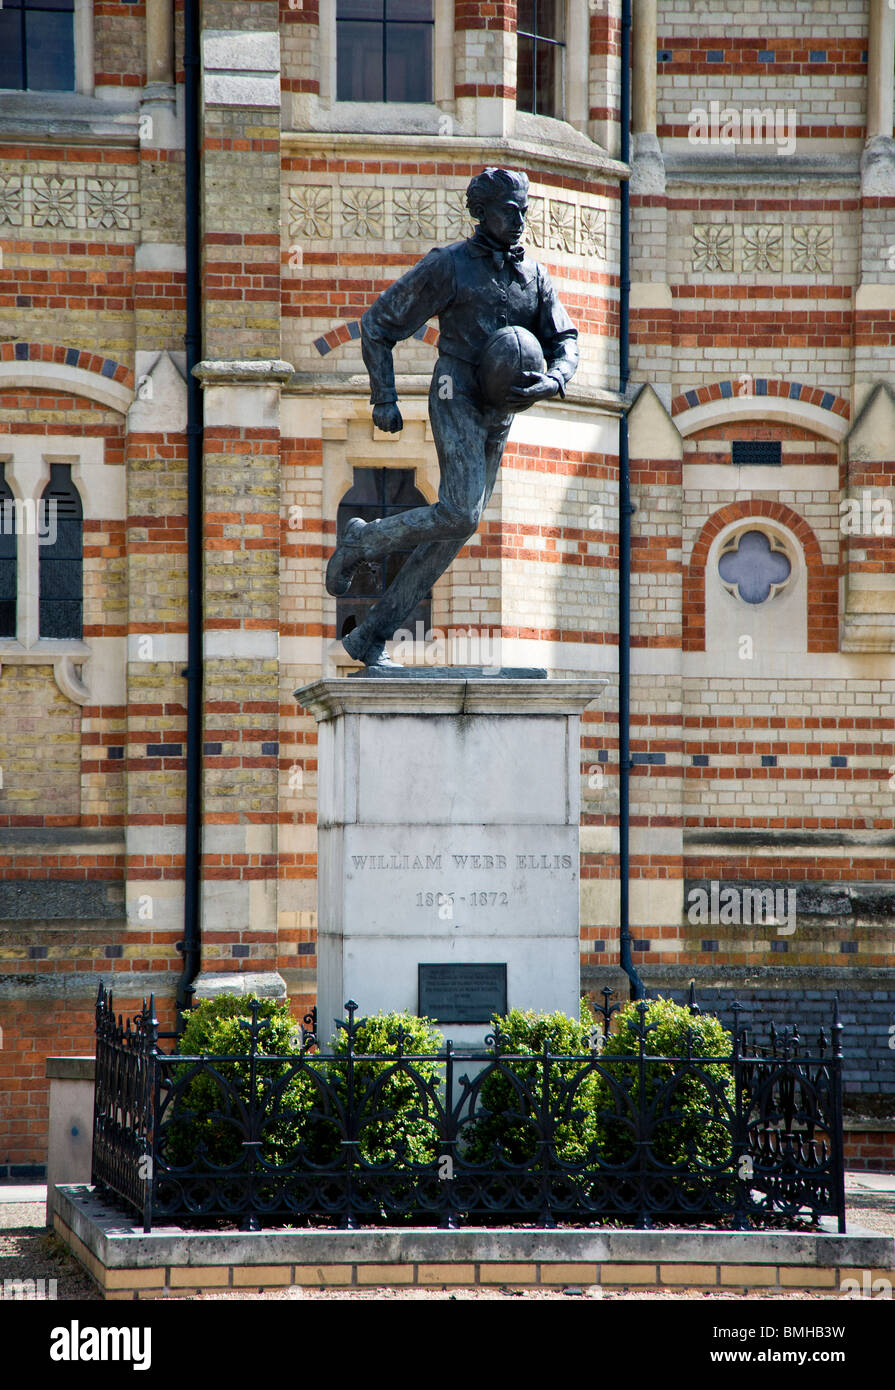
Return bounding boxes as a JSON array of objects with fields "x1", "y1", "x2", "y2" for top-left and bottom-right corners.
[{"x1": 489, "y1": 243, "x2": 525, "y2": 273}]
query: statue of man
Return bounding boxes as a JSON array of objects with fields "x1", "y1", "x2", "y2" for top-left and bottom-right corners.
[{"x1": 325, "y1": 166, "x2": 579, "y2": 669}]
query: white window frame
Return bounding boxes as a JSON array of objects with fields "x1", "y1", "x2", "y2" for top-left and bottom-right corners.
[
  {"x1": 320, "y1": 0, "x2": 452, "y2": 117},
  {"x1": 0, "y1": 0, "x2": 93, "y2": 97},
  {"x1": 515, "y1": 0, "x2": 588, "y2": 129}
]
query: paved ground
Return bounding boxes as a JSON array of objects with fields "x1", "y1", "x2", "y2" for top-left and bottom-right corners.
[{"x1": 1, "y1": 1174, "x2": 893, "y2": 1302}]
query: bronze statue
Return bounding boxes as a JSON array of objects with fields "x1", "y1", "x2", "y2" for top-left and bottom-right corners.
[{"x1": 325, "y1": 167, "x2": 579, "y2": 669}]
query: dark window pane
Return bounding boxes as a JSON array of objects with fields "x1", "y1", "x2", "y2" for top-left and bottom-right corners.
[
  {"x1": 0, "y1": 486, "x2": 16, "y2": 560},
  {"x1": 0, "y1": 541, "x2": 14, "y2": 636},
  {"x1": 337, "y1": 20, "x2": 384, "y2": 100},
  {"x1": 342, "y1": 469, "x2": 382, "y2": 506},
  {"x1": 388, "y1": 0, "x2": 433, "y2": 18},
  {"x1": 29, "y1": 0, "x2": 75, "y2": 11},
  {"x1": 0, "y1": 13, "x2": 24, "y2": 89},
  {"x1": 39, "y1": 557, "x2": 81, "y2": 600},
  {"x1": 534, "y1": 37, "x2": 561, "y2": 117},
  {"x1": 39, "y1": 464, "x2": 82, "y2": 638},
  {"x1": 517, "y1": 34, "x2": 535, "y2": 112},
  {"x1": 517, "y1": 0, "x2": 534, "y2": 32},
  {"x1": 337, "y1": 0, "x2": 383, "y2": 16},
  {"x1": 537, "y1": 0, "x2": 563, "y2": 40},
  {"x1": 383, "y1": 469, "x2": 423, "y2": 506},
  {"x1": 47, "y1": 516, "x2": 82, "y2": 558},
  {"x1": 24, "y1": 11, "x2": 75, "y2": 90},
  {"x1": 385, "y1": 22, "x2": 431, "y2": 102},
  {"x1": 39, "y1": 599, "x2": 81, "y2": 638}
]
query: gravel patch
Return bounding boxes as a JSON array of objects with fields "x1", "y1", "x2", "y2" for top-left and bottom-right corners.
[{"x1": 0, "y1": 1203, "x2": 100, "y2": 1301}]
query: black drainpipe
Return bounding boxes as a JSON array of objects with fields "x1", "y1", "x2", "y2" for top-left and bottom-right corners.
[
  {"x1": 176, "y1": 0, "x2": 203, "y2": 1023},
  {"x1": 618, "y1": 0, "x2": 645, "y2": 1001}
]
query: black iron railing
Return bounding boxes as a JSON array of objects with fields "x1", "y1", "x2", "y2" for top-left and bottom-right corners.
[{"x1": 91, "y1": 986, "x2": 846, "y2": 1234}]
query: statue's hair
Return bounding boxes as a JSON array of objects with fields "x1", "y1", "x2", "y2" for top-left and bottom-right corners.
[{"x1": 465, "y1": 167, "x2": 529, "y2": 220}]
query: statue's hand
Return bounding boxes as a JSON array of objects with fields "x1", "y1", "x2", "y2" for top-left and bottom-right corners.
[
  {"x1": 372, "y1": 402, "x2": 404, "y2": 433},
  {"x1": 506, "y1": 371, "x2": 561, "y2": 406}
]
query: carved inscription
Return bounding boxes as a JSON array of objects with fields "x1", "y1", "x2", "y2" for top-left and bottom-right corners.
[{"x1": 348, "y1": 850, "x2": 574, "y2": 922}]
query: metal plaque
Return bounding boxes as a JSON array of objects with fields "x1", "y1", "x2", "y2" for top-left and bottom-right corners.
[{"x1": 418, "y1": 963, "x2": 508, "y2": 1024}]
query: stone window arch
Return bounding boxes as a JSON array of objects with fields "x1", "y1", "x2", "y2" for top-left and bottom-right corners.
[
  {"x1": 685, "y1": 501, "x2": 837, "y2": 654},
  {"x1": 705, "y1": 517, "x2": 806, "y2": 655}
]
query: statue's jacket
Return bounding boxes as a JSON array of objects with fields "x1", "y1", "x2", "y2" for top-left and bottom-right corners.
[{"x1": 361, "y1": 233, "x2": 579, "y2": 405}]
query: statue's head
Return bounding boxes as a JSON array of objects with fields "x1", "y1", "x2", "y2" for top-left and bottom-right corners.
[{"x1": 466, "y1": 167, "x2": 529, "y2": 247}]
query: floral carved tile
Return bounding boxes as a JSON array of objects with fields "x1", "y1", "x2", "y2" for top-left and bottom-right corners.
[
  {"x1": 85, "y1": 179, "x2": 132, "y2": 230},
  {"x1": 443, "y1": 188, "x2": 474, "y2": 241},
  {"x1": 548, "y1": 200, "x2": 577, "y2": 254},
  {"x1": 392, "y1": 188, "x2": 437, "y2": 240},
  {"x1": 0, "y1": 176, "x2": 24, "y2": 227},
  {"x1": 31, "y1": 176, "x2": 78, "y2": 229},
  {"x1": 340, "y1": 187, "x2": 384, "y2": 240},
  {"x1": 287, "y1": 185, "x2": 332, "y2": 240},
  {"x1": 792, "y1": 225, "x2": 833, "y2": 273},
  {"x1": 742, "y1": 224, "x2": 784, "y2": 273},
  {"x1": 525, "y1": 195, "x2": 547, "y2": 249},
  {"x1": 692, "y1": 224, "x2": 733, "y2": 272},
  {"x1": 579, "y1": 206, "x2": 607, "y2": 261}
]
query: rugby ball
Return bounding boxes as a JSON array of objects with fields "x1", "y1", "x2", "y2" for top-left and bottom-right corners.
[{"x1": 477, "y1": 325, "x2": 547, "y2": 412}]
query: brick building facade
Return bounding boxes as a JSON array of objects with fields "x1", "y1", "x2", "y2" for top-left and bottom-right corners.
[{"x1": 0, "y1": 0, "x2": 893, "y2": 1171}]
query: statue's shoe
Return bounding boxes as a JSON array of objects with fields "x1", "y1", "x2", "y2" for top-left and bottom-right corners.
[
  {"x1": 325, "y1": 517, "x2": 367, "y2": 596},
  {"x1": 342, "y1": 627, "x2": 404, "y2": 669}
]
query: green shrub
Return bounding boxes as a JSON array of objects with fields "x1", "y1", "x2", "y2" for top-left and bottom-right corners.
[
  {"x1": 162, "y1": 994, "x2": 316, "y2": 1169},
  {"x1": 593, "y1": 997, "x2": 735, "y2": 1172},
  {"x1": 328, "y1": 1011, "x2": 443, "y2": 1167},
  {"x1": 462, "y1": 1008, "x2": 602, "y2": 1167}
]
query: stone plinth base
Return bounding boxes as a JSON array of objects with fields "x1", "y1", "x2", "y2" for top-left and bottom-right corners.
[
  {"x1": 51, "y1": 1186, "x2": 895, "y2": 1300},
  {"x1": 295, "y1": 677, "x2": 607, "y2": 1045}
]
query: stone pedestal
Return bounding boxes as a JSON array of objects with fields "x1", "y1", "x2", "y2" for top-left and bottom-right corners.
[{"x1": 295, "y1": 677, "x2": 607, "y2": 1047}]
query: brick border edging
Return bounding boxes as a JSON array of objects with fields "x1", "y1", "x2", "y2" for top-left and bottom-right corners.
[{"x1": 52, "y1": 1186, "x2": 895, "y2": 1301}]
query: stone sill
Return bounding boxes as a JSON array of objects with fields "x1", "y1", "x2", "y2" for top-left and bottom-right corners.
[{"x1": 0, "y1": 91, "x2": 139, "y2": 144}]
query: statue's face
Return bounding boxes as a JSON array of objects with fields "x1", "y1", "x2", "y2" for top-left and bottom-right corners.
[{"x1": 479, "y1": 191, "x2": 528, "y2": 247}]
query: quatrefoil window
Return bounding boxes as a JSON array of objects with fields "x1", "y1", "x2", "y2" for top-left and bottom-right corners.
[{"x1": 718, "y1": 529, "x2": 793, "y2": 604}]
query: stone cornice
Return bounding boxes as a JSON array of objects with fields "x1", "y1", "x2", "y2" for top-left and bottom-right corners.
[
  {"x1": 295, "y1": 676, "x2": 609, "y2": 721},
  {"x1": 284, "y1": 372, "x2": 628, "y2": 415},
  {"x1": 281, "y1": 130, "x2": 629, "y2": 184}
]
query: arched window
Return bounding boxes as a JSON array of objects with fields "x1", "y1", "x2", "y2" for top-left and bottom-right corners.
[
  {"x1": 39, "y1": 463, "x2": 82, "y2": 639},
  {"x1": 336, "y1": 467, "x2": 432, "y2": 639},
  {"x1": 0, "y1": 465, "x2": 16, "y2": 639}
]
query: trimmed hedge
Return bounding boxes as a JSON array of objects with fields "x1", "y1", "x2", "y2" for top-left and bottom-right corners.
[
  {"x1": 163, "y1": 994, "x2": 312, "y2": 1168},
  {"x1": 462, "y1": 1007, "x2": 602, "y2": 1166},
  {"x1": 329, "y1": 1010, "x2": 443, "y2": 1167},
  {"x1": 593, "y1": 997, "x2": 736, "y2": 1170}
]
